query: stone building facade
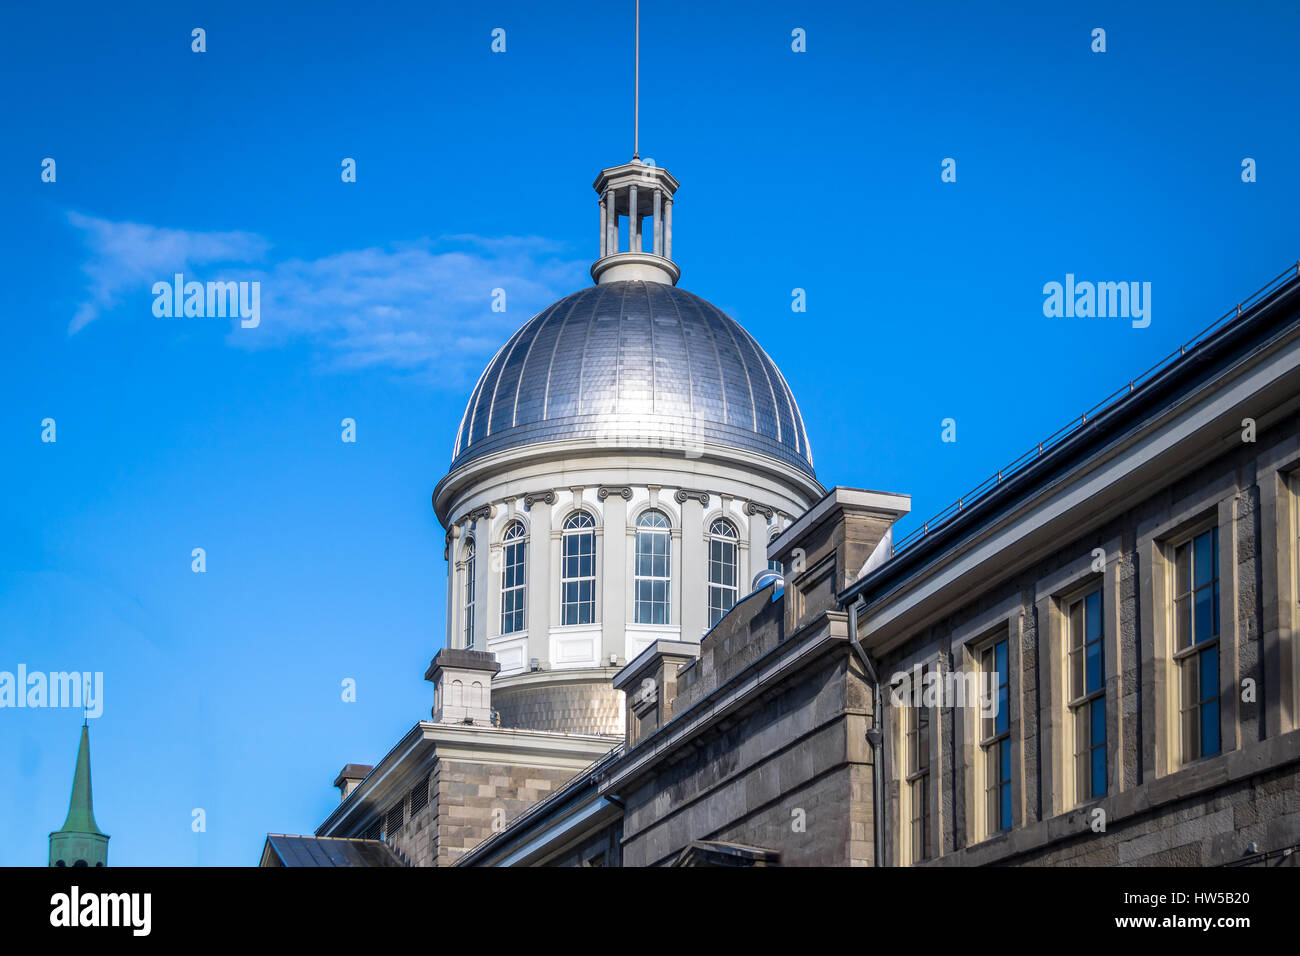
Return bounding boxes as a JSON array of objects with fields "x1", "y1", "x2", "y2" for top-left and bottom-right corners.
[
  {"x1": 261, "y1": 131, "x2": 1300, "y2": 868},
  {"x1": 456, "y1": 264, "x2": 1300, "y2": 867}
]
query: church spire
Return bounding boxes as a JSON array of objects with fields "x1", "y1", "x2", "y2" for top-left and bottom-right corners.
[{"x1": 49, "y1": 724, "x2": 109, "y2": 867}]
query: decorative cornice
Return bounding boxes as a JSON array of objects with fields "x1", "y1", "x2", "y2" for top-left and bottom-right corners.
[
  {"x1": 673, "y1": 489, "x2": 710, "y2": 507},
  {"x1": 523, "y1": 490, "x2": 556, "y2": 509},
  {"x1": 744, "y1": 501, "x2": 775, "y2": 520},
  {"x1": 598, "y1": 485, "x2": 633, "y2": 501}
]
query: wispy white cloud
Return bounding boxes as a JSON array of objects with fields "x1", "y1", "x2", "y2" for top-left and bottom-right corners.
[
  {"x1": 66, "y1": 214, "x2": 588, "y2": 385},
  {"x1": 67, "y1": 212, "x2": 268, "y2": 334}
]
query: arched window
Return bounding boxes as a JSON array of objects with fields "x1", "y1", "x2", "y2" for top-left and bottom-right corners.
[
  {"x1": 501, "y1": 521, "x2": 527, "y2": 634},
  {"x1": 561, "y1": 512, "x2": 596, "y2": 625},
  {"x1": 635, "y1": 510, "x2": 672, "y2": 625},
  {"x1": 708, "y1": 518, "x2": 739, "y2": 627},
  {"x1": 768, "y1": 529, "x2": 783, "y2": 573},
  {"x1": 461, "y1": 538, "x2": 476, "y2": 649}
]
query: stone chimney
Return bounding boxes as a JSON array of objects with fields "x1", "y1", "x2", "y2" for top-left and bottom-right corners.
[
  {"x1": 612, "y1": 640, "x2": 701, "y2": 748},
  {"x1": 768, "y1": 487, "x2": 910, "y2": 635},
  {"x1": 333, "y1": 764, "x2": 372, "y2": 802},
  {"x1": 424, "y1": 648, "x2": 501, "y2": 726}
]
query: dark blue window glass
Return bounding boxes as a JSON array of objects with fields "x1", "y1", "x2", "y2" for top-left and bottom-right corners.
[
  {"x1": 1200, "y1": 645, "x2": 1220, "y2": 756},
  {"x1": 1090, "y1": 699, "x2": 1108, "y2": 798},
  {"x1": 999, "y1": 738, "x2": 1012, "y2": 830}
]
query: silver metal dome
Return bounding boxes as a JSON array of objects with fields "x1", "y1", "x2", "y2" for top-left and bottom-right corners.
[{"x1": 451, "y1": 281, "x2": 815, "y2": 476}]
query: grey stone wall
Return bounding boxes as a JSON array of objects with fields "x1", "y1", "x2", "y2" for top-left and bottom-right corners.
[
  {"x1": 621, "y1": 649, "x2": 875, "y2": 866},
  {"x1": 387, "y1": 759, "x2": 576, "y2": 866},
  {"x1": 1009, "y1": 761, "x2": 1300, "y2": 866},
  {"x1": 435, "y1": 759, "x2": 575, "y2": 865},
  {"x1": 877, "y1": 408, "x2": 1300, "y2": 864}
]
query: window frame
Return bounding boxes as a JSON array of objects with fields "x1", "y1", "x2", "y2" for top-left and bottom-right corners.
[
  {"x1": 560, "y1": 511, "x2": 597, "y2": 626},
  {"x1": 1170, "y1": 523, "x2": 1221, "y2": 765},
  {"x1": 500, "y1": 521, "x2": 527, "y2": 635},
  {"x1": 977, "y1": 636, "x2": 1012, "y2": 838},
  {"x1": 706, "y1": 517, "x2": 740, "y2": 628},
  {"x1": 903, "y1": 662, "x2": 934, "y2": 864},
  {"x1": 634, "y1": 509, "x2": 672, "y2": 625},
  {"x1": 1065, "y1": 585, "x2": 1107, "y2": 805},
  {"x1": 461, "y1": 536, "x2": 476, "y2": 650}
]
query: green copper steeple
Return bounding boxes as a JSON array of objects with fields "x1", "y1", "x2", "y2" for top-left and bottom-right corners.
[{"x1": 48, "y1": 724, "x2": 109, "y2": 867}]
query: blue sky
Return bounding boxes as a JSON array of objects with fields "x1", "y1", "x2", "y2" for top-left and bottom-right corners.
[{"x1": 1, "y1": 0, "x2": 1297, "y2": 866}]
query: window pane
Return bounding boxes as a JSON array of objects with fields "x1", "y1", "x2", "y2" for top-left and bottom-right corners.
[
  {"x1": 917, "y1": 710, "x2": 930, "y2": 771},
  {"x1": 999, "y1": 739, "x2": 1012, "y2": 829},
  {"x1": 1085, "y1": 590, "x2": 1102, "y2": 642},
  {"x1": 1202, "y1": 695, "x2": 1220, "y2": 757},
  {"x1": 1090, "y1": 723, "x2": 1108, "y2": 798},
  {"x1": 985, "y1": 746, "x2": 998, "y2": 834},
  {"x1": 1193, "y1": 530, "x2": 1214, "y2": 588},
  {"x1": 1085, "y1": 633, "x2": 1103, "y2": 694},
  {"x1": 1090, "y1": 696, "x2": 1106, "y2": 747},
  {"x1": 1200, "y1": 645, "x2": 1219, "y2": 756},
  {"x1": 1181, "y1": 656, "x2": 1199, "y2": 760},
  {"x1": 1075, "y1": 706, "x2": 1088, "y2": 793},
  {"x1": 1175, "y1": 595, "x2": 1191, "y2": 650},
  {"x1": 1075, "y1": 741, "x2": 1088, "y2": 801},
  {"x1": 1194, "y1": 584, "x2": 1214, "y2": 644},
  {"x1": 1174, "y1": 542, "x2": 1190, "y2": 594}
]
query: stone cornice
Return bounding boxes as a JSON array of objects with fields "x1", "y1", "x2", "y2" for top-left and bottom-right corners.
[{"x1": 432, "y1": 438, "x2": 825, "y2": 527}]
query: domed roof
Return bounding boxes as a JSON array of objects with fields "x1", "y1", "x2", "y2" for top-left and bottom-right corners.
[{"x1": 451, "y1": 280, "x2": 815, "y2": 476}]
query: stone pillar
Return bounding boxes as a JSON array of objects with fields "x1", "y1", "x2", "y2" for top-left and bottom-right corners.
[
  {"x1": 607, "y1": 188, "x2": 618, "y2": 254},
  {"x1": 747, "y1": 511, "x2": 768, "y2": 589},
  {"x1": 602, "y1": 493, "x2": 627, "y2": 663},
  {"x1": 599, "y1": 196, "x2": 607, "y2": 258},
  {"x1": 527, "y1": 497, "x2": 552, "y2": 670},
  {"x1": 472, "y1": 512, "x2": 490, "y2": 651},
  {"x1": 550, "y1": 520, "x2": 563, "y2": 631},
  {"x1": 628, "y1": 184, "x2": 639, "y2": 253},
  {"x1": 664, "y1": 197, "x2": 672, "y2": 260},
  {"x1": 653, "y1": 188, "x2": 662, "y2": 255},
  {"x1": 446, "y1": 528, "x2": 457, "y2": 648},
  {"x1": 680, "y1": 494, "x2": 706, "y2": 640}
]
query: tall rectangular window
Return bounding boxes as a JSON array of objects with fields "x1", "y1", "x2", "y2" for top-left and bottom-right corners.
[
  {"x1": 561, "y1": 512, "x2": 597, "y2": 625},
  {"x1": 461, "y1": 539, "x2": 476, "y2": 650},
  {"x1": 706, "y1": 519, "x2": 739, "y2": 628},
  {"x1": 905, "y1": 664, "x2": 932, "y2": 862},
  {"x1": 635, "y1": 511, "x2": 672, "y2": 625},
  {"x1": 500, "y1": 523, "x2": 527, "y2": 634},
  {"x1": 1067, "y1": 588, "x2": 1107, "y2": 802},
  {"x1": 980, "y1": 638, "x2": 1011, "y2": 835},
  {"x1": 1174, "y1": 526, "x2": 1220, "y2": 762}
]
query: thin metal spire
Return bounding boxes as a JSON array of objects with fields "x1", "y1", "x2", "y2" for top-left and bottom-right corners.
[{"x1": 633, "y1": 0, "x2": 640, "y2": 159}]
